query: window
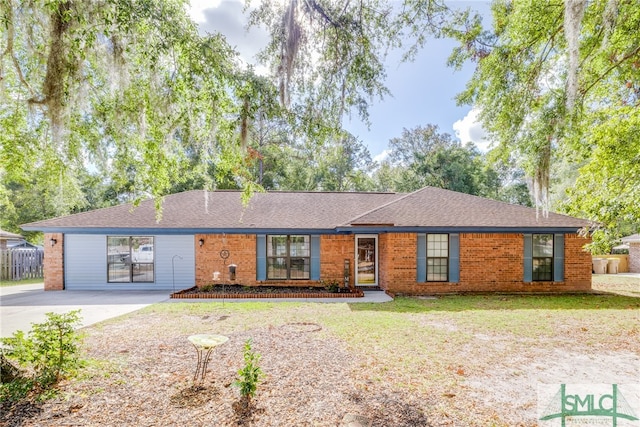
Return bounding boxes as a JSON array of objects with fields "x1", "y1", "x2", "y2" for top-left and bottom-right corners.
[
  {"x1": 267, "y1": 235, "x2": 310, "y2": 279},
  {"x1": 107, "y1": 236, "x2": 154, "y2": 283},
  {"x1": 532, "y1": 234, "x2": 553, "y2": 281},
  {"x1": 427, "y1": 234, "x2": 448, "y2": 282}
]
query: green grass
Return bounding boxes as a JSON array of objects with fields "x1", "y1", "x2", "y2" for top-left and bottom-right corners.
[
  {"x1": 0, "y1": 277, "x2": 43, "y2": 287},
  {"x1": 69, "y1": 293, "x2": 640, "y2": 426},
  {"x1": 591, "y1": 273, "x2": 640, "y2": 296}
]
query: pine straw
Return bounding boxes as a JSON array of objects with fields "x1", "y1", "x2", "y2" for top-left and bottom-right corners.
[{"x1": 2, "y1": 317, "x2": 432, "y2": 427}]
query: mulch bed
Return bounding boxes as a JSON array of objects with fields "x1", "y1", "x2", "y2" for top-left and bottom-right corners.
[
  {"x1": 171, "y1": 285, "x2": 364, "y2": 299},
  {"x1": 1, "y1": 317, "x2": 430, "y2": 426}
]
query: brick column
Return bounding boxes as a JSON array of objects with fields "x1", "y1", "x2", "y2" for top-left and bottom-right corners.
[
  {"x1": 44, "y1": 233, "x2": 64, "y2": 291},
  {"x1": 629, "y1": 242, "x2": 640, "y2": 273}
]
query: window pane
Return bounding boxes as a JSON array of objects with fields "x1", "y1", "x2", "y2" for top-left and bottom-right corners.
[
  {"x1": 132, "y1": 237, "x2": 154, "y2": 262},
  {"x1": 268, "y1": 236, "x2": 287, "y2": 256},
  {"x1": 108, "y1": 263, "x2": 130, "y2": 282},
  {"x1": 108, "y1": 237, "x2": 130, "y2": 262},
  {"x1": 533, "y1": 258, "x2": 552, "y2": 281},
  {"x1": 427, "y1": 234, "x2": 448, "y2": 257},
  {"x1": 267, "y1": 257, "x2": 287, "y2": 279},
  {"x1": 290, "y1": 258, "x2": 310, "y2": 279},
  {"x1": 533, "y1": 234, "x2": 553, "y2": 257},
  {"x1": 289, "y1": 235, "x2": 309, "y2": 257},
  {"x1": 132, "y1": 263, "x2": 154, "y2": 282},
  {"x1": 427, "y1": 258, "x2": 448, "y2": 281}
]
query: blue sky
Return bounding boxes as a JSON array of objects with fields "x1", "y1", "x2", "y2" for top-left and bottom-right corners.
[{"x1": 188, "y1": 0, "x2": 493, "y2": 161}]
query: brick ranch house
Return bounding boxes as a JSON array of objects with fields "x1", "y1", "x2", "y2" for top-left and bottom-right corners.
[
  {"x1": 622, "y1": 234, "x2": 640, "y2": 273},
  {"x1": 22, "y1": 187, "x2": 593, "y2": 294}
]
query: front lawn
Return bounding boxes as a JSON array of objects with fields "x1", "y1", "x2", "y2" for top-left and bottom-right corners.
[
  {"x1": 3, "y1": 294, "x2": 639, "y2": 426},
  {"x1": 0, "y1": 277, "x2": 43, "y2": 287},
  {"x1": 592, "y1": 273, "x2": 640, "y2": 296}
]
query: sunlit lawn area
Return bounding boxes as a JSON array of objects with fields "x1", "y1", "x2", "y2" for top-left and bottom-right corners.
[
  {"x1": 7, "y1": 292, "x2": 637, "y2": 426},
  {"x1": 592, "y1": 273, "x2": 640, "y2": 296},
  {"x1": 0, "y1": 277, "x2": 43, "y2": 287}
]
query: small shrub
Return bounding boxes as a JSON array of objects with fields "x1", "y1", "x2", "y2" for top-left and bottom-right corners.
[
  {"x1": 233, "y1": 339, "x2": 262, "y2": 403},
  {"x1": 1, "y1": 310, "x2": 84, "y2": 401},
  {"x1": 322, "y1": 280, "x2": 340, "y2": 293}
]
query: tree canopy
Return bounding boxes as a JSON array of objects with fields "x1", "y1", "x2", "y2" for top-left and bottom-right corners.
[
  {"x1": 2, "y1": 0, "x2": 637, "y2": 251},
  {"x1": 450, "y1": 0, "x2": 640, "y2": 248}
]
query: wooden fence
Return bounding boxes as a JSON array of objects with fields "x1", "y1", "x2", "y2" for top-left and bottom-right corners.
[{"x1": 0, "y1": 249, "x2": 44, "y2": 281}]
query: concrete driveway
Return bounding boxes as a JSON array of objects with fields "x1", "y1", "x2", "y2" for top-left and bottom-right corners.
[
  {"x1": 0, "y1": 283, "x2": 170, "y2": 338},
  {"x1": 1, "y1": 283, "x2": 393, "y2": 338}
]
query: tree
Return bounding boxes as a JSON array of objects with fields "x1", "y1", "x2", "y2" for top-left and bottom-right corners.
[
  {"x1": 371, "y1": 124, "x2": 528, "y2": 202},
  {"x1": 562, "y1": 106, "x2": 640, "y2": 252},
  {"x1": 1, "y1": 0, "x2": 245, "y2": 214},
  {"x1": 450, "y1": 0, "x2": 640, "y2": 247}
]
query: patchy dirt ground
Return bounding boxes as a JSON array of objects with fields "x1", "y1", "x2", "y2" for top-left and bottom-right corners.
[{"x1": 2, "y1": 294, "x2": 639, "y2": 426}]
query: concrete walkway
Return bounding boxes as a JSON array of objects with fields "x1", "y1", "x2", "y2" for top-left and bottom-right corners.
[
  {"x1": 0, "y1": 283, "x2": 392, "y2": 338},
  {"x1": 0, "y1": 283, "x2": 169, "y2": 338}
]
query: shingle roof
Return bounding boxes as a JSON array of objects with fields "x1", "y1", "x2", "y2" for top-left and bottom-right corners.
[
  {"x1": 346, "y1": 187, "x2": 589, "y2": 228},
  {"x1": 0, "y1": 229, "x2": 23, "y2": 240},
  {"x1": 622, "y1": 234, "x2": 640, "y2": 243},
  {"x1": 21, "y1": 187, "x2": 590, "y2": 232},
  {"x1": 21, "y1": 190, "x2": 401, "y2": 230}
]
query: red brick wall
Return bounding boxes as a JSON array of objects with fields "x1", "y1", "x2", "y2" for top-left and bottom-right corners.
[
  {"x1": 194, "y1": 234, "x2": 354, "y2": 288},
  {"x1": 44, "y1": 233, "x2": 64, "y2": 291},
  {"x1": 387, "y1": 233, "x2": 591, "y2": 294},
  {"x1": 193, "y1": 232, "x2": 592, "y2": 293},
  {"x1": 195, "y1": 234, "x2": 257, "y2": 287},
  {"x1": 628, "y1": 242, "x2": 640, "y2": 273},
  {"x1": 378, "y1": 233, "x2": 417, "y2": 292},
  {"x1": 564, "y1": 234, "x2": 592, "y2": 290},
  {"x1": 320, "y1": 235, "x2": 354, "y2": 284}
]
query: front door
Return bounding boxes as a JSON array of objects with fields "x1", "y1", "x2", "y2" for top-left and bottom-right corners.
[{"x1": 355, "y1": 235, "x2": 377, "y2": 286}]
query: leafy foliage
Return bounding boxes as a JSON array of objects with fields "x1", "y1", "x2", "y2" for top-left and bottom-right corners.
[
  {"x1": 371, "y1": 124, "x2": 531, "y2": 204},
  {"x1": 450, "y1": 0, "x2": 640, "y2": 247},
  {"x1": 233, "y1": 338, "x2": 263, "y2": 402},
  {"x1": 0, "y1": 310, "x2": 84, "y2": 401}
]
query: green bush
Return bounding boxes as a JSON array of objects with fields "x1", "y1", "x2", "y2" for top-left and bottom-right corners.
[
  {"x1": 322, "y1": 279, "x2": 340, "y2": 293},
  {"x1": 1, "y1": 310, "x2": 84, "y2": 401},
  {"x1": 233, "y1": 338, "x2": 262, "y2": 402}
]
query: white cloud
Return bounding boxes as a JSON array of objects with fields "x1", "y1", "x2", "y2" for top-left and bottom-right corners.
[
  {"x1": 188, "y1": 0, "x2": 269, "y2": 68},
  {"x1": 372, "y1": 149, "x2": 390, "y2": 164},
  {"x1": 188, "y1": 0, "x2": 222, "y2": 23},
  {"x1": 452, "y1": 108, "x2": 492, "y2": 152}
]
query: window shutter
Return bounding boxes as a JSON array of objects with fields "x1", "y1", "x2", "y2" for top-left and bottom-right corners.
[
  {"x1": 310, "y1": 235, "x2": 320, "y2": 280},
  {"x1": 523, "y1": 234, "x2": 532, "y2": 283},
  {"x1": 553, "y1": 234, "x2": 564, "y2": 282},
  {"x1": 449, "y1": 233, "x2": 460, "y2": 283},
  {"x1": 417, "y1": 233, "x2": 426, "y2": 282},
  {"x1": 256, "y1": 234, "x2": 266, "y2": 281}
]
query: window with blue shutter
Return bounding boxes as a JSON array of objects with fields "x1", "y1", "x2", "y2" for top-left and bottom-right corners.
[
  {"x1": 417, "y1": 233, "x2": 457, "y2": 283},
  {"x1": 256, "y1": 235, "x2": 266, "y2": 281},
  {"x1": 524, "y1": 234, "x2": 564, "y2": 282}
]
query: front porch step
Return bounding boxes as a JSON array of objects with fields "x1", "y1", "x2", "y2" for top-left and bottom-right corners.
[{"x1": 356, "y1": 286, "x2": 383, "y2": 291}]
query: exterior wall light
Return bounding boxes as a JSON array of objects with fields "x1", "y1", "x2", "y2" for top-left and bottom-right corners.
[
  {"x1": 50, "y1": 238, "x2": 57, "y2": 247},
  {"x1": 198, "y1": 238, "x2": 204, "y2": 247}
]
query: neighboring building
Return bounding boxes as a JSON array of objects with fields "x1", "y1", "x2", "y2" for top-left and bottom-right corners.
[
  {"x1": 21, "y1": 187, "x2": 593, "y2": 294},
  {"x1": 621, "y1": 234, "x2": 640, "y2": 273},
  {"x1": 0, "y1": 229, "x2": 24, "y2": 250}
]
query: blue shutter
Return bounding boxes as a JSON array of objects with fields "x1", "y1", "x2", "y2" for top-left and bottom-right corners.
[
  {"x1": 417, "y1": 233, "x2": 426, "y2": 282},
  {"x1": 524, "y1": 234, "x2": 532, "y2": 283},
  {"x1": 448, "y1": 233, "x2": 460, "y2": 283},
  {"x1": 256, "y1": 234, "x2": 266, "y2": 281},
  {"x1": 553, "y1": 234, "x2": 564, "y2": 282},
  {"x1": 310, "y1": 235, "x2": 320, "y2": 280}
]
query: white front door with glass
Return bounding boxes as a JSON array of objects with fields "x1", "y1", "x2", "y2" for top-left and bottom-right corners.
[{"x1": 355, "y1": 235, "x2": 377, "y2": 286}]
